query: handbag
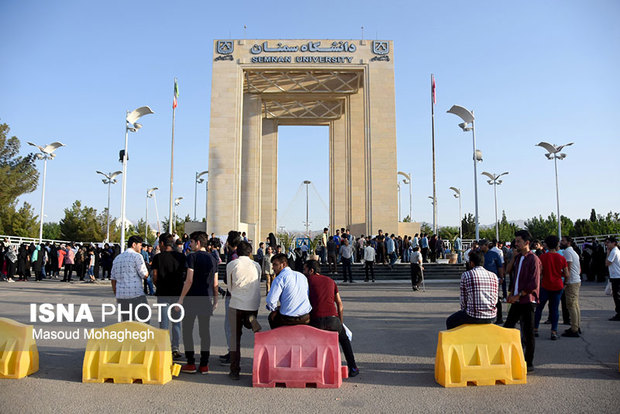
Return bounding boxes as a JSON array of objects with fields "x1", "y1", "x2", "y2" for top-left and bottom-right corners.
[{"x1": 605, "y1": 280, "x2": 612, "y2": 296}]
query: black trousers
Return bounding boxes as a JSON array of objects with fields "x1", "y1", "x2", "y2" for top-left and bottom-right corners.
[
  {"x1": 504, "y1": 302, "x2": 536, "y2": 367},
  {"x1": 311, "y1": 316, "x2": 357, "y2": 370},
  {"x1": 63, "y1": 264, "x2": 73, "y2": 281},
  {"x1": 116, "y1": 295, "x2": 149, "y2": 321},
  {"x1": 446, "y1": 310, "x2": 495, "y2": 330},
  {"x1": 182, "y1": 300, "x2": 213, "y2": 365},
  {"x1": 328, "y1": 254, "x2": 337, "y2": 273},
  {"x1": 341, "y1": 257, "x2": 352, "y2": 282},
  {"x1": 612, "y1": 279, "x2": 620, "y2": 315},
  {"x1": 410, "y1": 263, "x2": 422, "y2": 289},
  {"x1": 421, "y1": 248, "x2": 429, "y2": 263},
  {"x1": 268, "y1": 310, "x2": 310, "y2": 329},
  {"x1": 364, "y1": 260, "x2": 375, "y2": 281},
  {"x1": 228, "y1": 307, "x2": 258, "y2": 375}
]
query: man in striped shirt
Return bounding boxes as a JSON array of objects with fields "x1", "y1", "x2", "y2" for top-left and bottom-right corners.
[{"x1": 446, "y1": 250, "x2": 498, "y2": 329}]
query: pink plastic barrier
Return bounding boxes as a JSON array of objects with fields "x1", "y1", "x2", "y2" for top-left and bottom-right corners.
[{"x1": 252, "y1": 324, "x2": 348, "y2": 388}]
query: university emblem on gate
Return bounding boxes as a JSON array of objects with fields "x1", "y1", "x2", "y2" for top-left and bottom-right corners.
[
  {"x1": 371, "y1": 40, "x2": 390, "y2": 62},
  {"x1": 215, "y1": 40, "x2": 234, "y2": 61}
]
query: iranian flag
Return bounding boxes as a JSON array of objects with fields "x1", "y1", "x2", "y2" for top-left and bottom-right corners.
[
  {"x1": 173, "y1": 79, "x2": 179, "y2": 109},
  {"x1": 431, "y1": 74, "x2": 436, "y2": 105}
]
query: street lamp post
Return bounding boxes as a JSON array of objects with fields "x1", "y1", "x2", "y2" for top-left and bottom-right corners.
[
  {"x1": 28, "y1": 141, "x2": 65, "y2": 243},
  {"x1": 447, "y1": 105, "x2": 483, "y2": 240},
  {"x1": 397, "y1": 182, "x2": 401, "y2": 222},
  {"x1": 96, "y1": 170, "x2": 123, "y2": 243},
  {"x1": 303, "y1": 180, "x2": 311, "y2": 236},
  {"x1": 120, "y1": 106, "x2": 154, "y2": 251},
  {"x1": 173, "y1": 197, "x2": 183, "y2": 234},
  {"x1": 194, "y1": 170, "x2": 208, "y2": 221},
  {"x1": 449, "y1": 187, "x2": 462, "y2": 240},
  {"x1": 427, "y1": 195, "x2": 436, "y2": 225},
  {"x1": 536, "y1": 141, "x2": 573, "y2": 238},
  {"x1": 482, "y1": 172, "x2": 509, "y2": 241},
  {"x1": 398, "y1": 171, "x2": 412, "y2": 221},
  {"x1": 146, "y1": 187, "x2": 158, "y2": 242}
]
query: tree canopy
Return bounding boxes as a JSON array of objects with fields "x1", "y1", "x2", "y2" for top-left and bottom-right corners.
[{"x1": 0, "y1": 122, "x2": 40, "y2": 235}]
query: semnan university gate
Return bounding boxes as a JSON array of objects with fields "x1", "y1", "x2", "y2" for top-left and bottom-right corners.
[{"x1": 207, "y1": 39, "x2": 412, "y2": 243}]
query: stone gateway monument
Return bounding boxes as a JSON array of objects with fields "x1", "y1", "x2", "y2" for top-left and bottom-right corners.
[{"x1": 207, "y1": 39, "x2": 417, "y2": 242}]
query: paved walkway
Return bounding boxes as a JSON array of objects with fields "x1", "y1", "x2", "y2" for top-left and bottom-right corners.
[{"x1": 0, "y1": 279, "x2": 618, "y2": 413}]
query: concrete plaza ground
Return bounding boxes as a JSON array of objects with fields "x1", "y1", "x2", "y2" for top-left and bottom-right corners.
[{"x1": 0, "y1": 278, "x2": 618, "y2": 413}]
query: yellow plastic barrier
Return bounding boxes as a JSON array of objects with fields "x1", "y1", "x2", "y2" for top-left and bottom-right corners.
[
  {"x1": 0, "y1": 317, "x2": 39, "y2": 379},
  {"x1": 82, "y1": 321, "x2": 181, "y2": 385},
  {"x1": 435, "y1": 323, "x2": 526, "y2": 387}
]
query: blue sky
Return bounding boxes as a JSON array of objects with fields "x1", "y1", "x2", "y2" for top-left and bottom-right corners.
[{"x1": 1, "y1": 0, "x2": 618, "y2": 233}]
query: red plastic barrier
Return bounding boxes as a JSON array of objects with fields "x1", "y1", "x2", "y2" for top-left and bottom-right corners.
[{"x1": 252, "y1": 325, "x2": 348, "y2": 388}]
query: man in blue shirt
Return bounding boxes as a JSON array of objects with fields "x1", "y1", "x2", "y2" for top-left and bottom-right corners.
[
  {"x1": 266, "y1": 253, "x2": 312, "y2": 329},
  {"x1": 385, "y1": 234, "x2": 397, "y2": 269},
  {"x1": 420, "y1": 233, "x2": 429, "y2": 263},
  {"x1": 480, "y1": 239, "x2": 505, "y2": 324}
]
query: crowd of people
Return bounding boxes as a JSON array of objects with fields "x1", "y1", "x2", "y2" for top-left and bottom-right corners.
[
  {"x1": 446, "y1": 231, "x2": 620, "y2": 372},
  {"x1": 109, "y1": 230, "x2": 359, "y2": 381},
  {"x1": 2, "y1": 228, "x2": 618, "y2": 379}
]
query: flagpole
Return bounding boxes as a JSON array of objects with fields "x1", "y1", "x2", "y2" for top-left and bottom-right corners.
[
  {"x1": 168, "y1": 78, "x2": 176, "y2": 234},
  {"x1": 431, "y1": 74, "x2": 437, "y2": 235}
]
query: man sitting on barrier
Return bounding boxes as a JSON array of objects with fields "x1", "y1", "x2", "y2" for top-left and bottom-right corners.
[
  {"x1": 225, "y1": 240, "x2": 262, "y2": 380},
  {"x1": 302, "y1": 259, "x2": 360, "y2": 377},
  {"x1": 446, "y1": 250, "x2": 498, "y2": 329},
  {"x1": 265, "y1": 253, "x2": 312, "y2": 329}
]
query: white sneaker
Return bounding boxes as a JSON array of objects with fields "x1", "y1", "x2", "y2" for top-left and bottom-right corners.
[{"x1": 8, "y1": 279, "x2": 15, "y2": 283}]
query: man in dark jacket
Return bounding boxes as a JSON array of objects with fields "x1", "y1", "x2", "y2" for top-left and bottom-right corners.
[{"x1": 503, "y1": 230, "x2": 541, "y2": 373}]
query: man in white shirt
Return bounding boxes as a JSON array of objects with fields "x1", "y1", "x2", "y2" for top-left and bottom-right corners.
[
  {"x1": 363, "y1": 239, "x2": 376, "y2": 282},
  {"x1": 561, "y1": 236, "x2": 582, "y2": 336},
  {"x1": 111, "y1": 235, "x2": 149, "y2": 321},
  {"x1": 225, "y1": 241, "x2": 262, "y2": 380},
  {"x1": 463, "y1": 241, "x2": 479, "y2": 270},
  {"x1": 409, "y1": 246, "x2": 424, "y2": 291},
  {"x1": 605, "y1": 236, "x2": 620, "y2": 321},
  {"x1": 339, "y1": 238, "x2": 354, "y2": 283}
]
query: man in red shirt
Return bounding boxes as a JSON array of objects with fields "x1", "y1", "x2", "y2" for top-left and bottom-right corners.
[
  {"x1": 534, "y1": 235, "x2": 569, "y2": 340},
  {"x1": 302, "y1": 260, "x2": 359, "y2": 377}
]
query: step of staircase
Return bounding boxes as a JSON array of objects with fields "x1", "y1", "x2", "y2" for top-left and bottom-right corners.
[{"x1": 217, "y1": 262, "x2": 465, "y2": 281}]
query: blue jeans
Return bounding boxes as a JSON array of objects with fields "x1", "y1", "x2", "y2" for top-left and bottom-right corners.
[
  {"x1": 320, "y1": 246, "x2": 327, "y2": 264},
  {"x1": 388, "y1": 251, "x2": 397, "y2": 266},
  {"x1": 88, "y1": 266, "x2": 94, "y2": 277},
  {"x1": 535, "y1": 287, "x2": 563, "y2": 332},
  {"x1": 157, "y1": 296, "x2": 181, "y2": 351},
  {"x1": 145, "y1": 275, "x2": 155, "y2": 295}
]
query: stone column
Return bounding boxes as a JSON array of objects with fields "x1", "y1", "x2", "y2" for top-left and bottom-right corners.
[
  {"x1": 330, "y1": 113, "x2": 349, "y2": 232},
  {"x1": 260, "y1": 118, "x2": 278, "y2": 243},
  {"x1": 207, "y1": 53, "x2": 244, "y2": 236},
  {"x1": 240, "y1": 94, "x2": 262, "y2": 243}
]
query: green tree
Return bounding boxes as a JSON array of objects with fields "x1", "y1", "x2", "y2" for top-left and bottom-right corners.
[
  {"x1": 524, "y1": 212, "x2": 573, "y2": 240},
  {"x1": 96, "y1": 208, "x2": 121, "y2": 243},
  {"x1": 525, "y1": 213, "x2": 557, "y2": 240},
  {"x1": 420, "y1": 222, "x2": 433, "y2": 235},
  {"x1": 0, "y1": 122, "x2": 40, "y2": 234},
  {"x1": 439, "y1": 226, "x2": 459, "y2": 240},
  {"x1": 1, "y1": 201, "x2": 38, "y2": 237},
  {"x1": 160, "y1": 214, "x2": 189, "y2": 236},
  {"x1": 59, "y1": 201, "x2": 105, "y2": 242},
  {"x1": 130, "y1": 218, "x2": 158, "y2": 245},
  {"x1": 402, "y1": 215, "x2": 411, "y2": 223},
  {"x1": 42, "y1": 222, "x2": 61, "y2": 240},
  {"x1": 461, "y1": 214, "x2": 476, "y2": 239}
]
